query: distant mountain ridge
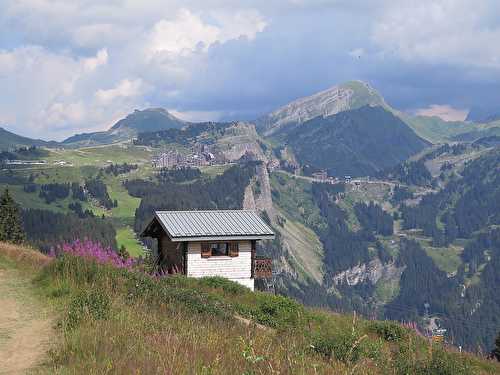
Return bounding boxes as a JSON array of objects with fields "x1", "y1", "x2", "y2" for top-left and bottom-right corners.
[
  {"x1": 255, "y1": 80, "x2": 484, "y2": 144},
  {"x1": 466, "y1": 106, "x2": 500, "y2": 123},
  {"x1": 62, "y1": 108, "x2": 186, "y2": 147},
  {"x1": 0, "y1": 127, "x2": 59, "y2": 151},
  {"x1": 1, "y1": 80, "x2": 492, "y2": 148}
]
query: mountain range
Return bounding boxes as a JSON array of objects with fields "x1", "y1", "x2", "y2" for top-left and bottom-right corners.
[{"x1": 1, "y1": 80, "x2": 498, "y2": 153}]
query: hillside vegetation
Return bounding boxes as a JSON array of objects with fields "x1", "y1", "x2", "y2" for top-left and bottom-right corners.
[
  {"x1": 280, "y1": 106, "x2": 429, "y2": 177},
  {"x1": 1, "y1": 242, "x2": 498, "y2": 374}
]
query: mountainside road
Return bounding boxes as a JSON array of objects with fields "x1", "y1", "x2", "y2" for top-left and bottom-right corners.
[{"x1": 0, "y1": 263, "x2": 53, "y2": 375}]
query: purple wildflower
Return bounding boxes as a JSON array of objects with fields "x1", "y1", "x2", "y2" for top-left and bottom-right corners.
[{"x1": 51, "y1": 239, "x2": 137, "y2": 270}]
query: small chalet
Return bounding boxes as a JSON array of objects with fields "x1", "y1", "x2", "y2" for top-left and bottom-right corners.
[{"x1": 141, "y1": 210, "x2": 275, "y2": 291}]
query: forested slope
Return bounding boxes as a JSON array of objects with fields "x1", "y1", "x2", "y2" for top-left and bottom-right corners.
[{"x1": 280, "y1": 106, "x2": 429, "y2": 177}]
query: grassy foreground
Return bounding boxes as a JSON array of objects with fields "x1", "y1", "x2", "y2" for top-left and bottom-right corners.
[{"x1": 1, "y1": 242, "x2": 499, "y2": 374}]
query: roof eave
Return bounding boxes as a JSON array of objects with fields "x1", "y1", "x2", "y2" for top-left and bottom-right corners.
[
  {"x1": 169, "y1": 234, "x2": 275, "y2": 242},
  {"x1": 140, "y1": 214, "x2": 175, "y2": 238}
]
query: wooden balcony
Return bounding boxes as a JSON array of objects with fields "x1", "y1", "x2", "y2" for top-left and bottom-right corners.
[{"x1": 253, "y1": 256, "x2": 273, "y2": 279}]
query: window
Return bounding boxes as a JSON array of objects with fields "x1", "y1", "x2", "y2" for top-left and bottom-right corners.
[
  {"x1": 210, "y1": 243, "x2": 229, "y2": 257},
  {"x1": 201, "y1": 242, "x2": 239, "y2": 258}
]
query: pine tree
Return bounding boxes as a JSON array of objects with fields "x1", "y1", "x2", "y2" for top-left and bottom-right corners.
[
  {"x1": 0, "y1": 189, "x2": 26, "y2": 244},
  {"x1": 493, "y1": 331, "x2": 500, "y2": 361}
]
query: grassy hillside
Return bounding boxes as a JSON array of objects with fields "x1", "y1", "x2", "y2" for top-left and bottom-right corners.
[
  {"x1": 1, "y1": 242, "x2": 498, "y2": 374},
  {"x1": 0, "y1": 144, "x2": 155, "y2": 256},
  {"x1": 0, "y1": 142, "x2": 256, "y2": 258},
  {"x1": 270, "y1": 172, "x2": 325, "y2": 284},
  {"x1": 402, "y1": 115, "x2": 475, "y2": 143}
]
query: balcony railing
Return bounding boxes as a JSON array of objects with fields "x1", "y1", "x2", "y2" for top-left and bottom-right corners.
[{"x1": 253, "y1": 256, "x2": 273, "y2": 279}]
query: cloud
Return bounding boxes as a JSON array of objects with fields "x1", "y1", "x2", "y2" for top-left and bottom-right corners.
[
  {"x1": 0, "y1": 51, "x2": 17, "y2": 74},
  {"x1": 41, "y1": 101, "x2": 86, "y2": 129},
  {"x1": 415, "y1": 105, "x2": 469, "y2": 122},
  {"x1": 95, "y1": 79, "x2": 146, "y2": 104},
  {"x1": 0, "y1": 45, "x2": 149, "y2": 139},
  {"x1": 0, "y1": 2, "x2": 269, "y2": 139},
  {"x1": 83, "y1": 49, "x2": 108, "y2": 72},
  {"x1": 372, "y1": 1, "x2": 500, "y2": 69},
  {"x1": 149, "y1": 9, "x2": 221, "y2": 56},
  {"x1": 169, "y1": 109, "x2": 223, "y2": 122},
  {"x1": 148, "y1": 8, "x2": 266, "y2": 57},
  {"x1": 0, "y1": 1, "x2": 500, "y2": 140},
  {"x1": 348, "y1": 48, "x2": 365, "y2": 59}
]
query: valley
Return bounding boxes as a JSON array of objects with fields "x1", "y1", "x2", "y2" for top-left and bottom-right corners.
[{"x1": 1, "y1": 80, "x2": 500, "y2": 355}]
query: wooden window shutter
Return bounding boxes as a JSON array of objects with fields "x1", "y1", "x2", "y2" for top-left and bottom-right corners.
[
  {"x1": 201, "y1": 243, "x2": 211, "y2": 258},
  {"x1": 229, "y1": 242, "x2": 239, "y2": 257}
]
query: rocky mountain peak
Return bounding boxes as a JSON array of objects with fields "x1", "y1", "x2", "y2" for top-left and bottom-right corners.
[{"x1": 256, "y1": 80, "x2": 387, "y2": 135}]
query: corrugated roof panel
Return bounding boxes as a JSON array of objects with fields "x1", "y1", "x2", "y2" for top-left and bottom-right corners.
[{"x1": 153, "y1": 210, "x2": 274, "y2": 240}]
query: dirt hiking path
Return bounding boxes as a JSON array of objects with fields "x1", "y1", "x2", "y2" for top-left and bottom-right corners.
[{"x1": 0, "y1": 263, "x2": 53, "y2": 374}]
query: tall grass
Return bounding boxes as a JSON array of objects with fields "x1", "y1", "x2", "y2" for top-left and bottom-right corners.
[
  {"x1": 0, "y1": 241, "x2": 51, "y2": 268},
  {"x1": 1, "y1": 241, "x2": 499, "y2": 374}
]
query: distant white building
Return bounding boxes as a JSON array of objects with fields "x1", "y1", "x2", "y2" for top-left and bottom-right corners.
[{"x1": 4, "y1": 160, "x2": 47, "y2": 165}]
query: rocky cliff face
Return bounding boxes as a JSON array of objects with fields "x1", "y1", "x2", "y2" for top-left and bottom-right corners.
[
  {"x1": 217, "y1": 122, "x2": 264, "y2": 161},
  {"x1": 329, "y1": 258, "x2": 404, "y2": 287},
  {"x1": 221, "y1": 122, "x2": 275, "y2": 219},
  {"x1": 254, "y1": 163, "x2": 274, "y2": 216},
  {"x1": 256, "y1": 81, "x2": 386, "y2": 135}
]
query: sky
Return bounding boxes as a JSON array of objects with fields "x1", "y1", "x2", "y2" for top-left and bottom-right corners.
[{"x1": 1, "y1": 0, "x2": 500, "y2": 140}]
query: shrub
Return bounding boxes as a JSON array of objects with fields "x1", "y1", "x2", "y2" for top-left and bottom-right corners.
[
  {"x1": 424, "y1": 349, "x2": 471, "y2": 375},
  {"x1": 395, "y1": 343, "x2": 472, "y2": 375},
  {"x1": 310, "y1": 331, "x2": 363, "y2": 363},
  {"x1": 238, "y1": 293, "x2": 304, "y2": 329},
  {"x1": 198, "y1": 276, "x2": 250, "y2": 295},
  {"x1": 66, "y1": 289, "x2": 110, "y2": 330},
  {"x1": 369, "y1": 321, "x2": 408, "y2": 342},
  {"x1": 49, "y1": 282, "x2": 71, "y2": 298},
  {"x1": 125, "y1": 272, "x2": 232, "y2": 319},
  {"x1": 310, "y1": 328, "x2": 385, "y2": 367}
]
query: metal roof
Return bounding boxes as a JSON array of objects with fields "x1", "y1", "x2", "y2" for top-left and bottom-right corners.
[{"x1": 145, "y1": 210, "x2": 275, "y2": 242}]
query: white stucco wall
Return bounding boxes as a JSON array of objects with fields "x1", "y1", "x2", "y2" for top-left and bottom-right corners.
[{"x1": 186, "y1": 241, "x2": 254, "y2": 291}]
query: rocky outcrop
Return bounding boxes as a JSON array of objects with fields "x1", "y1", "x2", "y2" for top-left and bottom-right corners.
[
  {"x1": 243, "y1": 183, "x2": 257, "y2": 212},
  {"x1": 330, "y1": 258, "x2": 404, "y2": 286},
  {"x1": 217, "y1": 122, "x2": 264, "y2": 161},
  {"x1": 256, "y1": 81, "x2": 386, "y2": 135},
  {"x1": 254, "y1": 163, "x2": 274, "y2": 217}
]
